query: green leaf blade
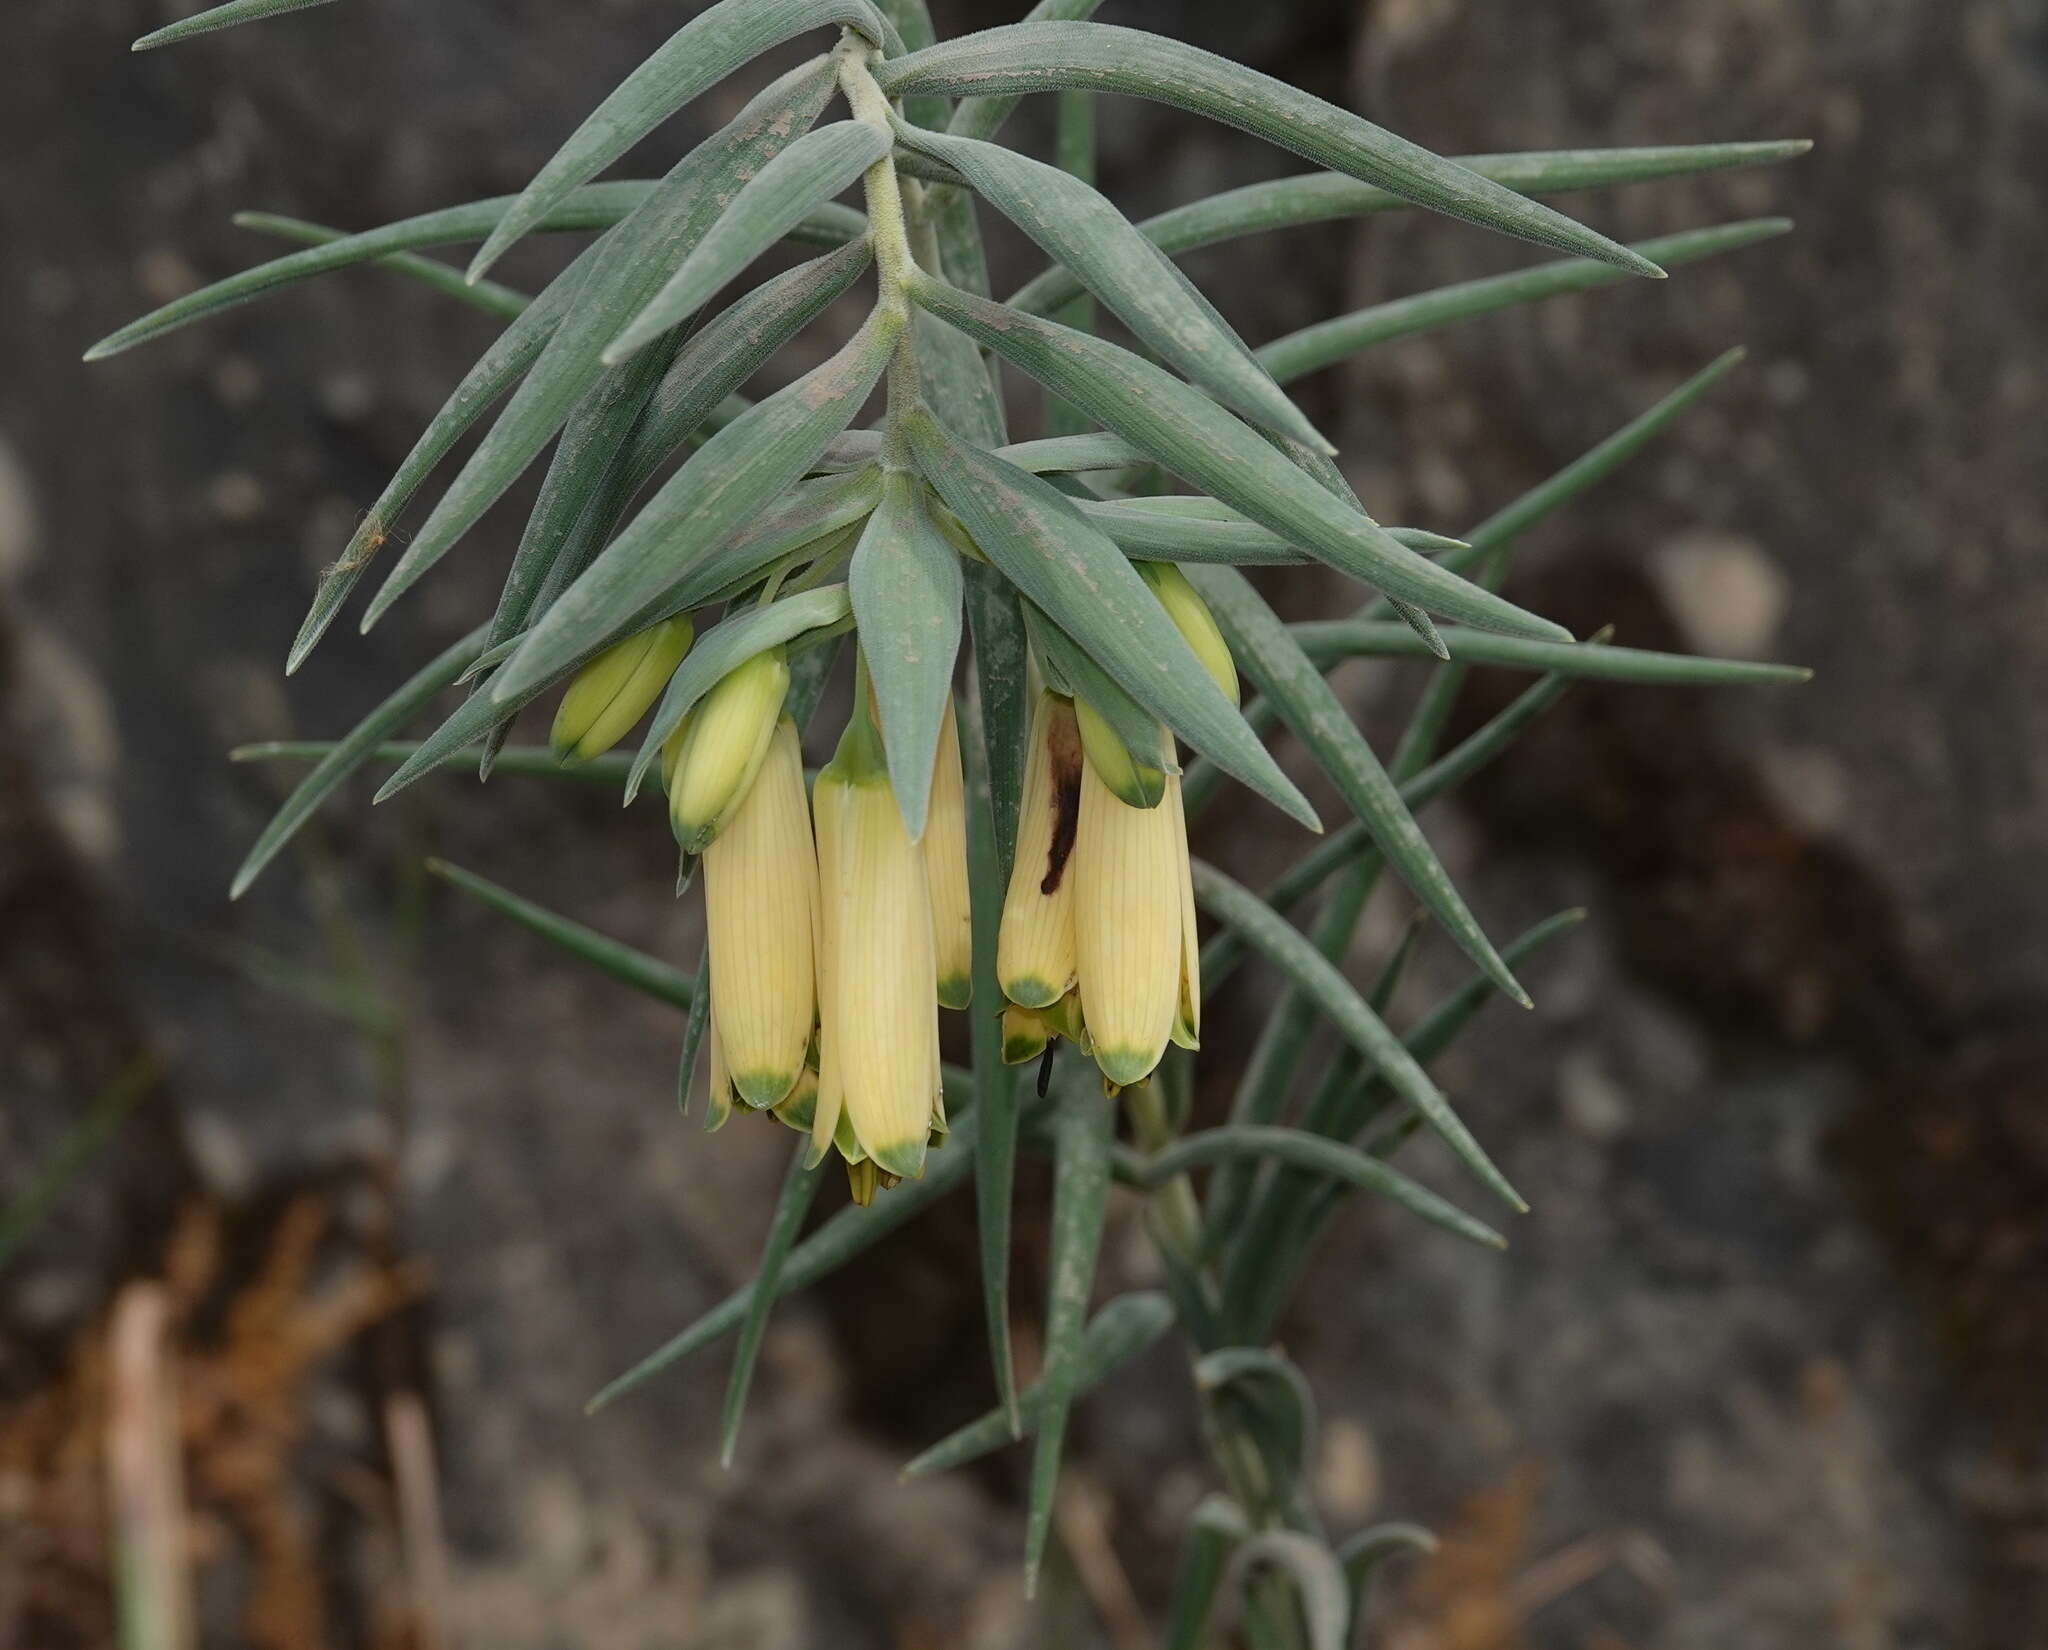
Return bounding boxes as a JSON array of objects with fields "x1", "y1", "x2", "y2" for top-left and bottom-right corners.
[
  {"x1": 133, "y1": 0, "x2": 340, "y2": 51},
  {"x1": 905, "y1": 414, "x2": 1320, "y2": 831},
  {"x1": 910, "y1": 280, "x2": 1570, "y2": 644},
  {"x1": 468, "y1": 0, "x2": 894, "y2": 281},
  {"x1": 604, "y1": 121, "x2": 890, "y2": 366},
  {"x1": 880, "y1": 22, "x2": 1662, "y2": 278},
  {"x1": 849, "y1": 475, "x2": 965, "y2": 838}
]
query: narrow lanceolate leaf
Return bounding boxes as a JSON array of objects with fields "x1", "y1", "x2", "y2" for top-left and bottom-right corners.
[
  {"x1": 1080, "y1": 497, "x2": 1462, "y2": 565},
  {"x1": 1190, "y1": 859, "x2": 1524, "y2": 1213},
  {"x1": 905, "y1": 413, "x2": 1320, "y2": 831},
  {"x1": 1231, "y1": 1532, "x2": 1350, "y2": 1650},
  {"x1": 721, "y1": 1145, "x2": 827, "y2": 1466},
  {"x1": 962, "y1": 687, "x2": 1021, "y2": 1431},
  {"x1": 942, "y1": 0, "x2": 1108, "y2": 143},
  {"x1": 232, "y1": 741, "x2": 637, "y2": 789},
  {"x1": 133, "y1": 0, "x2": 338, "y2": 51},
  {"x1": 630, "y1": 240, "x2": 874, "y2": 474},
  {"x1": 1187, "y1": 565, "x2": 1529, "y2": 1005},
  {"x1": 426, "y1": 859, "x2": 695, "y2": 1010},
  {"x1": 84, "y1": 188, "x2": 644, "y2": 361},
  {"x1": 365, "y1": 59, "x2": 840, "y2": 630},
  {"x1": 822, "y1": 428, "x2": 1153, "y2": 475},
  {"x1": 484, "y1": 332, "x2": 682, "y2": 661},
  {"x1": 901, "y1": 1292, "x2": 1173, "y2": 1477},
  {"x1": 230, "y1": 214, "x2": 530, "y2": 320},
  {"x1": 587, "y1": 1103, "x2": 979, "y2": 1412},
  {"x1": 1194, "y1": 1348, "x2": 1317, "y2": 1519},
  {"x1": 606, "y1": 122, "x2": 889, "y2": 365},
  {"x1": 963, "y1": 561, "x2": 1030, "y2": 875},
  {"x1": 285, "y1": 244, "x2": 598, "y2": 674},
  {"x1": 911, "y1": 281, "x2": 1569, "y2": 643},
  {"x1": 850, "y1": 473, "x2": 964, "y2": 838},
  {"x1": 230, "y1": 625, "x2": 484, "y2": 898},
  {"x1": 495, "y1": 315, "x2": 894, "y2": 706},
  {"x1": 1258, "y1": 219, "x2": 1793, "y2": 386},
  {"x1": 624, "y1": 585, "x2": 856, "y2": 803},
  {"x1": 877, "y1": 23, "x2": 1662, "y2": 278},
  {"x1": 469, "y1": 0, "x2": 895, "y2": 281},
  {"x1": 677, "y1": 950, "x2": 713, "y2": 1114},
  {"x1": 1026, "y1": 1077, "x2": 1116, "y2": 1593},
  {"x1": 1292, "y1": 622, "x2": 1810, "y2": 685},
  {"x1": 1163, "y1": 1498, "x2": 1250, "y2": 1650},
  {"x1": 1007, "y1": 141, "x2": 1811, "y2": 315},
  {"x1": 1341, "y1": 1523, "x2": 1439, "y2": 1634},
  {"x1": 894, "y1": 122, "x2": 1328, "y2": 450},
  {"x1": 1145, "y1": 1127, "x2": 1503, "y2": 1250}
]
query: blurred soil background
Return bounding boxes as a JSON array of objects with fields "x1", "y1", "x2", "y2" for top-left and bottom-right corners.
[{"x1": 3, "y1": 1, "x2": 2045, "y2": 1646}]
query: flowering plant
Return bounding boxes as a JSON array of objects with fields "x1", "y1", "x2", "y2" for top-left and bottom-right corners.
[{"x1": 99, "y1": 0, "x2": 1806, "y2": 1639}]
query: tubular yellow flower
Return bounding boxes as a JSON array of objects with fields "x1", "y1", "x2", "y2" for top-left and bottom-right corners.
[
  {"x1": 1073, "y1": 749, "x2": 1184, "y2": 1088},
  {"x1": 1002, "y1": 1002, "x2": 1050, "y2": 1066},
  {"x1": 702, "y1": 717, "x2": 816, "y2": 1110},
  {"x1": 1137, "y1": 561, "x2": 1239, "y2": 705},
  {"x1": 923, "y1": 700, "x2": 973, "y2": 1009},
  {"x1": 814, "y1": 741, "x2": 942, "y2": 1181},
  {"x1": 549, "y1": 614, "x2": 694, "y2": 763},
  {"x1": 1074, "y1": 693, "x2": 1167, "y2": 809},
  {"x1": 997, "y1": 693, "x2": 1083, "y2": 1009},
  {"x1": 772, "y1": 1059, "x2": 819, "y2": 1135},
  {"x1": 667, "y1": 645, "x2": 790, "y2": 851}
]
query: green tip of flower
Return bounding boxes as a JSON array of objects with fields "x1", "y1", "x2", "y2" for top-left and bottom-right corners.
[
  {"x1": 1003, "y1": 1030, "x2": 1049, "y2": 1066},
  {"x1": 734, "y1": 1069, "x2": 800, "y2": 1111},
  {"x1": 937, "y1": 975, "x2": 972, "y2": 1011},
  {"x1": 1001, "y1": 976, "x2": 1064, "y2": 1011},
  {"x1": 1094, "y1": 1045, "x2": 1163, "y2": 1088},
  {"x1": 868, "y1": 1136, "x2": 928, "y2": 1181}
]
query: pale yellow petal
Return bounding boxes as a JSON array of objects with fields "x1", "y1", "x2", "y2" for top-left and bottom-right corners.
[
  {"x1": 1074, "y1": 753, "x2": 1181, "y2": 1087},
  {"x1": 703, "y1": 718, "x2": 814, "y2": 1108},
  {"x1": 997, "y1": 693, "x2": 1081, "y2": 1009}
]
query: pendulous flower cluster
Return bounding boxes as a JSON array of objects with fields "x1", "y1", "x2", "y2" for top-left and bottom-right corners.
[{"x1": 547, "y1": 559, "x2": 1236, "y2": 1203}]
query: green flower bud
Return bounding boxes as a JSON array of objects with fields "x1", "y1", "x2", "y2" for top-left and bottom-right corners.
[
  {"x1": 667, "y1": 646, "x2": 790, "y2": 852},
  {"x1": 550, "y1": 615, "x2": 694, "y2": 764}
]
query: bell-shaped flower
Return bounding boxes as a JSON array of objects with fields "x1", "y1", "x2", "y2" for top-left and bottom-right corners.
[
  {"x1": 811, "y1": 710, "x2": 943, "y2": 1182},
  {"x1": 702, "y1": 716, "x2": 817, "y2": 1110},
  {"x1": 1072, "y1": 753, "x2": 1194, "y2": 1088}
]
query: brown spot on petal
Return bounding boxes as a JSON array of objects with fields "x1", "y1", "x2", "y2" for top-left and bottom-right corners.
[{"x1": 1040, "y1": 711, "x2": 1082, "y2": 896}]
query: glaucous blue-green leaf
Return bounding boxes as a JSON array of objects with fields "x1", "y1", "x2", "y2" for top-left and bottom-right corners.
[
  {"x1": 941, "y1": 0, "x2": 1107, "y2": 144},
  {"x1": 1260, "y1": 219, "x2": 1792, "y2": 386},
  {"x1": 284, "y1": 243, "x2": 599, "y2": 674},
  {"x1": 849, "y1": 472, "x2": 964, "y2": 837},
  {"x1": 363, "y1": 58, "x2": 840, "y2": 630},
  {"x1": 905, "y1": 412, "x2": 1319, "y2": 831},
  {"x1": 878, "y1": 23, "x2": 1662, "y2": 278},
  {"x1": 605, "y1": 121, "x2": 890, "y2": 365},
  {"x1": 228, "y1": 625, "x2": 484, "y2": 898},
  {"x1": 84, "y1": 189, "x2": 646, "y2": 361},
  {"x1": 492, "y1": 310, "x2": 891, "y2": 705},
  {"x1": 962, "y1": 560, "x2": 1030, "y2": 875},
  {"x1": 587, "y1": 1100, "x2": 979, "y2": 1413},
  {"x1": 1008, "y1": 140, "x2": 1810, "y2": 315},
  {"x1": 1079, "y1": 497, "x2": 1460, "y2": 564},
  {"x1": 1292, "y1": 622, "x2": 1809, "y2": 684},
  {"x1": 1186, "y1": 563, "x2": 1529, "y2": 1005},
  {"x1": 133, "y1": 0, "x2": 339, "y2": 51},
  {"x1": 900, "y1": 1291, "x2": 1173, "y2": 1476},
  {"x1": 1195, "y1": 1347, "x2": 1317, "y2": 1524},
  {"x1": 911, "y1": 280, "x2": 1569, "y2": 643},
  {"x1": 894, "y1": 121, "x2": 1328, "y2": 450},
  {"x1": 1163, "y1": 1497, "x2": 1250, "y2": 1650},
  {"x1": 1230, "y1": 1531, "x2": 1349, "y2": 1650},
  {"x1": 1189, "y1": 859, "x2": 1523, "y2": 1212},
  {"x1": 426, "y1": 859, "x2": 695, "y2": 1009},
  {"x1": 624, "y1": 584, "x2": 856, "y2": 803},
  {"x1": 234, "y1": 741, "x2": 639, "y2": 788},
  {"x1": 1341, "y1": 1524, "x2": 1438, "y2": 1644},
  {"x1": 721, "y1": 1146, "x2": 827, "y2": 1466},
  {"x1": 1025, "y1": 1075, "x2": 1116, "y2": 1592},
  {"x1": 1150, "y1": 1127, "x2": 1504, "y2": 1251},
  {"x1": 484, "y1": 332, "x2": 683, "y2": 662},
  {"x1": 468, "y1": 0, "x2": 896, "y2": 281},
  {"x1": 227, "y1": 213, "x2": 530, "y2": 320}
]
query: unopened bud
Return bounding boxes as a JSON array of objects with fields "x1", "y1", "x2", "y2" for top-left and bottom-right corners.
[
  {"x1": 550, "y1": 615, "x2": 693, "y2": 763},
  {"x1": 667, "y1": 646, "x2": 790, "y2": 851}
]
